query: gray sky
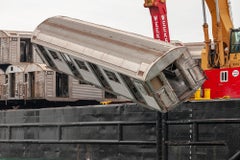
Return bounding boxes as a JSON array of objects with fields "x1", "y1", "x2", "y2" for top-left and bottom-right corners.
[{"x1": 0, "y1": 0, "x2": 240, "y2": 42}]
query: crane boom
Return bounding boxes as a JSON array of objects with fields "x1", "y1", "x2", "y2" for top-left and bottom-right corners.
[
  {"x1": 205, "y1": 0, "x2": 233, "y2": 46},
  {"x1": 201, "y1": 0, "x2": 235, "y2": 69},
  {"x1": 144, "y1": 0, "x2": 170, "y2": 42}
]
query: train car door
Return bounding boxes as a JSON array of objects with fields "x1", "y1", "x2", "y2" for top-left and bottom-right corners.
[
  {"x1": 0, "y1": 69, "x2": 5, "y2": 99},
  {"x1": 20, "y1": 38, "x2": 33, "y2": 62},
  {"x1": 9, "y1": 73, "x2": 15, "y2": 97},
  {"x1": 29, "y1": 72, "x2": 35, "y2": 98},
  {"x1": 56, "y1": 72, "x2": 69, "y2": 97}
]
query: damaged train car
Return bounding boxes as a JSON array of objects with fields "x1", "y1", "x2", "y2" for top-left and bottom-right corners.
[
  {"x1": 0, "y1": 63, "x2": 104, "y2": 107},
  {"x1": 0, "y1": 30, "x2": 104, "y2": 108},
  {"x1": 31, "y1": 16, "x2": 205, "y2": 112}
]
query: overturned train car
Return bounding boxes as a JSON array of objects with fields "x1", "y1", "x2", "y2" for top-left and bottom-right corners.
[{"x1": 31, "y1": 16, "x2": 205, "y2": 112}]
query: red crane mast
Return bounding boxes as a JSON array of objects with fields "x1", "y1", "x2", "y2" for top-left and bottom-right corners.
[{"x1": 144, "y1": 0, "x2": 170, "y2": 42}]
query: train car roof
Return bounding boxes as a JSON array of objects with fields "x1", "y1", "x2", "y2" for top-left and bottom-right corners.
[
  {"x1": 0, "y1": 30, "x2": 32, "y2": 38},
  {"x1": 32, "y1": 16, "x2": 190, "y2": 81},
  {"x1": 170, "y1": 40, "x2": 204, "y2": 59},
  {"x1": 184, "y1": 42, "x2": 204, "y2": 59},
  {"x1": 24, "y1": 63, "x2": 52, "y2": 72},
  {"x1": 5, "y1": 63, "x2": 29, "y2": 74}
]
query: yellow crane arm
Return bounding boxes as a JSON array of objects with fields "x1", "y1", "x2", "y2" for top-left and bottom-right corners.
[
  {"x1": 201, "y1": 0, "x2": 236, "y2": 69},
  {"x1": 205, "y1": 0, "x2": 233, "y2": 47}
]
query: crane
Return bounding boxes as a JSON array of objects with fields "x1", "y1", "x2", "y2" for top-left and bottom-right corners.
[
  {"x1": 145, "y1": 0, "x2": 240, "y2": 99},
  {"x1": 201, "y1": 0, "x2": 238, "y2": 69},
  {"x1": 144, "y1": 0, "x2": 170, "y2": 42},
  {"x1": 201, "y1": 0, "x2": 240, "y2": 98}
]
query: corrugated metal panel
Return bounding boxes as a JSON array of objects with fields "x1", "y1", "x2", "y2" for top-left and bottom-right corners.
[
  {"x1": 2, "y1": 38, "x2": 9, "y2": 63},
  {"x1": 71, "y1": 78, "x2": 103, "y2": 100},
  {"x1": 10, "y1": 39, "x2": 18, "y2": 63},
  {"x1": 45, "y1": 72, "x2": 54, "y2": 97},
  {"x1": 35, "y1": 71, "x2": 44, "y2": 98}
]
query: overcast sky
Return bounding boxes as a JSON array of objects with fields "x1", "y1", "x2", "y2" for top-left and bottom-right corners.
[{"x1": 0, "y1": 0, "x2": 239, "y2": 42}]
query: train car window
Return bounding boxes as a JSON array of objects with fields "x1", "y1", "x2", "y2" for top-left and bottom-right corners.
[
  {"x1": 59, "y1": 52, "x2": 83, "y2": 79},
  {"x1": 88, "y1": 62, "x2": 112, "y2": 91},
  {"x1": 20, "y1": 38, "x2": 33, "y2": 62},
  {"x1": 79, "y1": 80, "x2": 90, "y2": 85},
  {"x1": 48, "y1": 50, "x2": 61, "y2": 61},
  {"x1": 36, "y1": 45, "x2": 57, "y2": 69},
  {"x1": 56, "y1": 72, "x2": 69, "y2": 97},
  {"x1": 47, "y1": 71, "x2": 54, "y2": 75},
  {"x1": 104, "y1": 70, "x2": 120, "y2": 83},
  {"x1": 74, "y1": 59, "x2": 89, "y2": 71},
  {"x1": 105, "y1": 91, "x2": 117, "y2": 99},
  {"x1": 11, "y1": 37, "x2": 17, "y2": 41},
  {"x1": 134, "y1": 81, "x2": 149, "y2": 96},
  {"x1": 20, "y1": 41, "x2": 27, "y2": 62},
  {"x1": 150, "y1": 76, "x2": 163, "y2": 91},
  {"x1": 120, "y1": 74, "x2": 145, "y2": 104}
]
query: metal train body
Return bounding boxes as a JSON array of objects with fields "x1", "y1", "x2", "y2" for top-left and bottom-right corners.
[
  {"x1": 0, "y1": 30, "x2": 104, "y2": 106},
  {"x1": 1, "y1": 63, "x2": 104, "y2": 102},
  {"x1": 0, "y1": 30, "x2": 42, "y2": 64},
  {"x1": 31, "y1": 16, "x2": 205, "y2": 112}
]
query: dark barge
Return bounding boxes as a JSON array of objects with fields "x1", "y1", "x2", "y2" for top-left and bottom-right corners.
[{"x1": 0, "y1": 100, "x2": 240, "y2": 160}]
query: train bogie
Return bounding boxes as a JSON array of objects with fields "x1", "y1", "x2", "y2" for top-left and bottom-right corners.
[{"x1": 32, "y1": 16, "x2": 206, "y2": 112}]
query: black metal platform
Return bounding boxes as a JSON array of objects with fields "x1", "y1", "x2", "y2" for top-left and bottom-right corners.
[{"x1": 0, "y1": 100, "x2": 240, "y2": 159}]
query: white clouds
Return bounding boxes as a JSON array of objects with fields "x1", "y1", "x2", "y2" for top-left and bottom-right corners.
[{"x1": 0, "y1": 0, "x2": 239, "y2": 42}]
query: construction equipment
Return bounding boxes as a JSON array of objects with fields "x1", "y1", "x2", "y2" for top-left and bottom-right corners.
[
  {"x1": 144, "y1": 0, "x2": 170, "y2": 42},
  {"x1": 201, "y1": 0, "x2": 240, "y2": 98},
  {"x1": 144, "y1": 0, "x2": 240, "y2": 99}
]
